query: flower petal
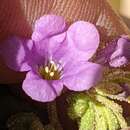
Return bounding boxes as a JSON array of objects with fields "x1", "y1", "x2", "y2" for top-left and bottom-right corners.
[
  {"x1": 34, "y1": 32, "x2": 66, "y2": 59},
  {"x1": 22, "y1": 71, "x2": 56, "y2": 102},
  {"x1": 96, "y1": 36, "x2": 130, "y2": 66},
  {"x1": 96, "y1": 42, "x2": 117, "y2": 65},
  {"x1": 32, "y1": 15, "x2": 66, "y2": 42},
  {"x1": 110, "y1": 38, "x2": 128, "y2": 59},
  {"x1": 0, "y1": 36, "x2": 33, "y2": 72},
  {"x1": 51, "y1": 80, "x2": 64, "y2": 96},
  {"x1": 63, "y1": 62, "x2": 102, "y2": 91},
  {"x1": 117, "y1": 37, "x2": 130, "y2": 59},
  {"x1": 109, "y1": 56, "x2": 128, "y2": 67},
  {"x1": 109, "y1": 37, "x2": 130, "y2": 67},
  {"x1": 67, "y1": 21, "x2": 99, "y2": 60}
]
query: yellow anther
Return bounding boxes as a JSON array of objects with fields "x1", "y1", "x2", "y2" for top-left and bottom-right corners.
[
  {"x1": 45, "y1": 66, "x2": 49, "y2": 73},
  {"x1": 54, "y1": 64, "x2": 57, "y2": 71},
  {"x1": 50, "y1": 72, "x2": 54, "y2": 77}
]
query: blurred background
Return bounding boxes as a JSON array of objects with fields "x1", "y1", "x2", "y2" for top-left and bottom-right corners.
[
  {"x1": 110, "y1": 0, "x2": 130, "y2": 18},
  {"x1": 110, "y1": 0, "x2": 130, "y2": 28}
]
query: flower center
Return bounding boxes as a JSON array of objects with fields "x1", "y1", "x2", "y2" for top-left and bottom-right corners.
[{"x1": 38, "y1": 61, "x2": 62, "y2": 80}]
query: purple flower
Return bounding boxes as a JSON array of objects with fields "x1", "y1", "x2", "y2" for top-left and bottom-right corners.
[
  {"x1": 0, "y1": 15, "x2": 102, "y2": 102},
  {"x1": 97, "y1": 35, "x2": 130, "y2": 67}
]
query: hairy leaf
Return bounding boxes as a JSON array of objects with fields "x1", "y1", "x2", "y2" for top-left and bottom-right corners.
[
  {"x1": 96, "y1": 83, "x2": 130, "y2": 103},
  {"x1": 93, "y1": 104, "x2": 107, "y2": 130},
  {"x1": 67, "y1": 93, "x2": 127, "y2": 130},
  {"x1": 103, "y1": 107, "x2": 119, "y2": 130},
  {"x1": 114, "y1": 111, "x2": 127, "y2": 129},
  {"x1": 95, "y1": 94, "x2": 123, "y2": 113},
  {"x1": 67, "y1": 93, "x2": 89, "y2": 119},
  {"x1": 79, "y1": 102, "x2": 95, "y2": 130},
  {"x1": 96, "y1": 83, "x2": 123, "y2": 96}
]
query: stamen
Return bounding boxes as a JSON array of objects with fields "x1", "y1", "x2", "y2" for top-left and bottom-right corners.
[
  {"x1": 50, "y1": 72, "x2": 54, "y2": 77},
  {"x1": 54, "y1": 64, "x2": 57, "y2": 71},
  {"x1": 49, "y1": 61, "x2": 54, "y2": 71},
  {"x1": 38, "y1": 60, "x2": 63, "y2": 80},
  {"x1": 45, "y1": 66, "x2": 49, "y2": 73},
  {"x1": 49, "y1": 64, "x2": 54, "y2": 72}
]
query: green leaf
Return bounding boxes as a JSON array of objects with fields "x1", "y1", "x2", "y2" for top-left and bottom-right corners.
[
  {"x1": 79, "y1": 102, "x2": 95, "y2": 130},
  {"x1": 106, "y1": 70, "x2": 130, "y2": 82},
  {"x1": 94, "y1": 95, "x2": 127, "y2": 129},
  {"x1": 114, "y1": 111, "x2": 127, "y2": 129},
  {"x1": 93, "y1": 104, "x2": 107, "y2": 130},
  {"x1": 95, "y1": 70, "x2": 130, "y2": 104},
  {"x1": 95, "y1": 83, "x2": 130, "y2": 103},
  {"x1": 67, "y1": 93, "x2": 89, "y2": 119},
  {"x1": 106, "y1": 92, "x2": 130, "y2": 103},
  {"x1": 103, "y1": 107, "x2": 119, "y2": 130},
  {"x1": 67, "y1": 93, "x2": 127, "y2": 130},
  {"x1": 105, "y1": 70, "x2": 130, "y2": 88},
  {"x1": 91, "y1": 94, "x2": 123, "y2": 113},
  {"x1": 95, "y1": 83, "x2": 123, "y2": 96}
]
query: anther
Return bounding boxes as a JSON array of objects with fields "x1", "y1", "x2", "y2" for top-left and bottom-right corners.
[
  {"x1": 50, "y1": 72, "x2": 54, "y2": 77},
  {"x1": 45, "y1": 66, "x2": 49, "y2": 73}
]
